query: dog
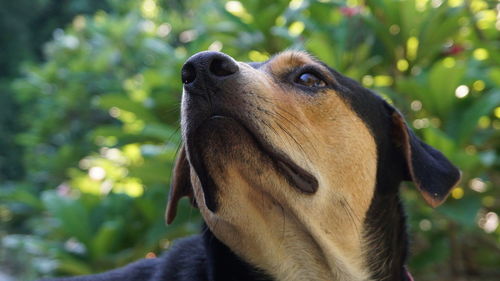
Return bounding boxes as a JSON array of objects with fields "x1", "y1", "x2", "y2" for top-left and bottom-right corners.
[{"x1": 44, "y1": 51, "x2": 460, "y2": 281}]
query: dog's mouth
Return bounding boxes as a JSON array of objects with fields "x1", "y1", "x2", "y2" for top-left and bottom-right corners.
[{"x1": 186, "y1": 115, "x2": 318, "y2": 212}]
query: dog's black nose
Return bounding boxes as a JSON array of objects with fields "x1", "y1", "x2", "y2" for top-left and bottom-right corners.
[{"x1": 181, "y1": 51, "x2": 239, "y2": 85}]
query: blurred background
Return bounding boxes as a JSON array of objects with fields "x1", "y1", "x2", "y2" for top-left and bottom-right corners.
[{"x1": 0, "y1": 0, "x2": 498, "y2": 280}]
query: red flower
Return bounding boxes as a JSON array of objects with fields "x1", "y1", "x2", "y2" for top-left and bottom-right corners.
[
  {"x1": 340, "y1": 6, "x2": 361, "y2": 17},
  {"x1": 57, "y1": 183, "x2": 71, "y2": 197},
  {"x1": 444, "y1": 44, "x2": 465, "y2": 56}
]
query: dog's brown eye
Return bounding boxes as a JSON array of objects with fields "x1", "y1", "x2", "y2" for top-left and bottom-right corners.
[{"x1": 295, "y1": 72, "x2": 326, "y2": 88}]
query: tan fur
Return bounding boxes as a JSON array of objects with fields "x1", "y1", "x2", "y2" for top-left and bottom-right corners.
[
  {"x1": 185, "y1": 51, "x2": 377, "y2": 281},
  {"x1": 267, "y1": 50, "x2": 318, "y2": 75}
]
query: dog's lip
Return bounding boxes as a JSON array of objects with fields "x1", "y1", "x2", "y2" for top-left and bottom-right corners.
[{"x1": 192, "y1": 115, "x2": 318, "y2": 195}]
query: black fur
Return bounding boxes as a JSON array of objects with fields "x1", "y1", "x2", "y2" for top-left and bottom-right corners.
[{"x1": 41, "y1": 227, "x2": 271, "y2": 281}]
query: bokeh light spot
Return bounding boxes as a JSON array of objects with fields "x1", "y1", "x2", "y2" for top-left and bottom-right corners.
[
  {"x1": 473, "y1": 48, "x2": 489, "y2": 60},
  {"x1": 455, "y1": 85, "x2": 469, "y2": 98},
  {"x1": 451, "y1": 187, "x2": 464, "y2": 199},
  {"x1": 397, "y1": 59, "x2": 409, "y2": 71},
  {"x1": 472, "y1": 80, "x2": 485, "y2": 91},
  {"x1": 289, "y1": 21, "x2": 305, "y2": 36}
]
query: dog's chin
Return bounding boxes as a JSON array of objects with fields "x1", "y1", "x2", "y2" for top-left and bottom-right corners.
[{"x1": 185, "y1": 115, "x2": 318, "y2": 212}]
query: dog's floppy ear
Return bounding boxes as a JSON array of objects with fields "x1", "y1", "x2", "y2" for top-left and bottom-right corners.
[
  {"x1": 166, "y1": 145, "x2": 195, "y2": 224},
  {"x1": 391, "y1": 111, "x2": 461, "y2": 207}
]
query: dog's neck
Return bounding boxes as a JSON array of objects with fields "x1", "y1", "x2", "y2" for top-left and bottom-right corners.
[
  {"x1": 358, "y1": 127, "x2": 416, "y2": 281},
  {"x1": 361, "y1": 121, "x2": 413, "y2": 281},
  {"x1": 202, "y1": 189, "x2": 413, "y2": 281}
]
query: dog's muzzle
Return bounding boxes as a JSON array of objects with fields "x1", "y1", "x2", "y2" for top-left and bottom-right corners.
[
  {"x1": 179, "y1": 51, "x2": 242, "y2": 212},
  {"x1": 180, "y1": 51, "x2": 319, "y2": 212}
]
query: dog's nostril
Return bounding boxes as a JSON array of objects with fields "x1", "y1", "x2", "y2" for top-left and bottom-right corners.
[
  {"x1": 181, "y1": 62, "x2": 196, "y2": 84},
  {"x1": 209, "y1": 58, "x2": 238, "y2": 77}
]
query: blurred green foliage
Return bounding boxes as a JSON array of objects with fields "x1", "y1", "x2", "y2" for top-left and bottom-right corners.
[
  {"x1": 0, "y1": 0, "x2": 499, "y2": 280},
  {"x1": 0, "y1": 0, "x2": 112, "y2": 182}
]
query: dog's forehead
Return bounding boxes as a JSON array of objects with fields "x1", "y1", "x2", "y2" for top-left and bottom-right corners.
[
  {"x1": 257, "y1": 51, "x2": 328, "y2": 74},
  {"x1": 267, "y1": 50, "x2": 316, "y2": 67}
]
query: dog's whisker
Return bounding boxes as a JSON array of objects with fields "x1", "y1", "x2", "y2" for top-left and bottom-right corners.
[
  {"x1": 249, "y1": 93, "x2": 308, "y2": 132},
  {"x1": 278, "y1": 201, "x2": 286, "y2": 243},
  {"x1": 273, "y1": 121, "x2": 309, "y2": 159},
  {"x1": 173, "y1": 131, "x2": 182, "y2": 152},
  {"x1": 266, "y1": 107, "x2": 320, "y2": 157},
  {"x1": 254, "y1": 107, "x2": 308, "y2": 153},
  {"x1": 258, "y1": 118, "x2": 280, "y2": 141},
  {"x1": 269, "y1": 109, "x2": 308, "y2": 139},
  {"x1": 256, "y1": 98, "x2": 305, "y2": 128},
  {"x1": 260, "y1": 119, "x2": 300, "y2": 160},
  {"x1": 158, "y1": 102, "x2": 182, "y2": 119},
  {"x1": 262, "y1": 109, "x2": 314, "y2": 162},
  {"x1": 340, "y1": 198, "x2": 361, "y2": 233},
  {"x1": 167, "y1": 125, "x2": 182, "y2": 146},
  {"x1": 274, "y1": 105, "x2": 306, "y2": 127},
  {"x1": 272, "y1": 109, "x2": 304, "y2": 132}
]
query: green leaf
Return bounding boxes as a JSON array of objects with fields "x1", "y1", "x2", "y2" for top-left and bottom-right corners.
[
  {"x1": 90, "y1": 220, "x2": 124, "y2": 259},
  {"x1": 438, "y1": 195, "x2": 482, "y2": 229},
  {"x1": 427, "y1": 60, "x2": 465, "y2": 117},
  {"x1": 455, "y1": 90, "x2": 500, "y2": 146},
  {"x1": 141, "y1": 123, "x2": 179, "y2": 141},
  {"x1": 410, "y1": 235, "x2": 450, "y2": 270},
  {"x1": 98, "y1": 94, "x2": 158, "y2": 122},
  {"x1": 489, "y1": 68, "x2": 500, "y2": 86},
  {"x1": 42, "y1": 191, "x2": 92, "y2": 244},
  {"x1": 55, "y1": 254, "x2": 93, "y2": 275},
  {"x1": 0, "y1": 189, "x2": 43, "y2": 210}
]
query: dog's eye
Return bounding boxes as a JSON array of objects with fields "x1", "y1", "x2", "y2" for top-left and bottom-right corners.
[{"x1": 294, "y1": 72, "x2": 326, "y2": 88}]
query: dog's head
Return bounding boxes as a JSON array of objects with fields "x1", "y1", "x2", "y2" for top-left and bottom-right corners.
[{"x1": 166, "y1": 51, "x2": 460, "y2": 280}]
